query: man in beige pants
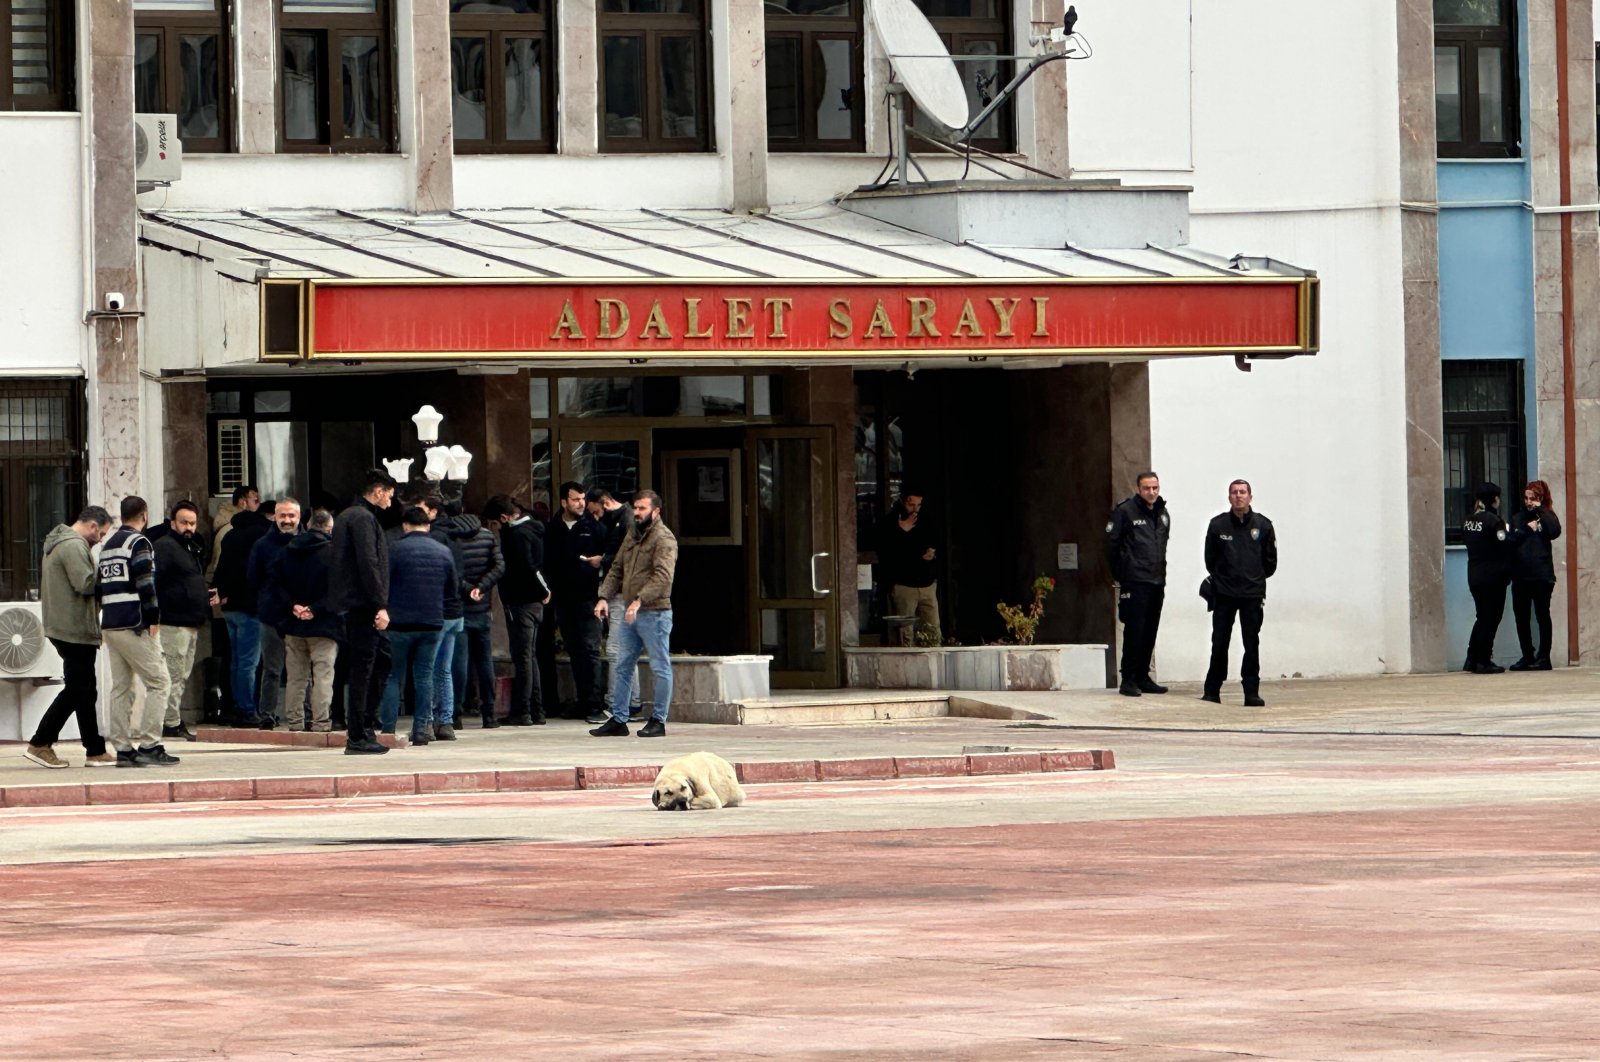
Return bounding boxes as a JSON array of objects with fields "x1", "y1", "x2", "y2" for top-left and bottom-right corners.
[
  {"x1": 277, "y1": 509, "x2": 339, "y2": 731},
  {"x1": 153, "y1": 501, "x2": 218, "y2": 741},
  {"x1": 96, "y1": 496, "x2": 180, "y2": 767}
]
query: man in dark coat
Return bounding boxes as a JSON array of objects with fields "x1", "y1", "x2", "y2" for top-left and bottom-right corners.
[
  {"x1": 1105, "y1": 471, "x2": 1171, "y2": 698},
  {"x1": 588, "y1": 488, "x2": 641, "y2": 719},
  {"x1": 878, "y1": 491, "x2": 940, "y2": 645},
  {"x1": 247, "y1": 497, "x2": 301, "y2": 728},
  {"x1": 329, "y1": 469, "x2": 397, "y2": 754},
  {"x1": 1461, "y1": 481, "x2": 1511, "y2": 674},
  {"x1": 1202, "y1": 479, "x2": 1277, "y2": 708},
  {"x1": 488, "y1": 494, "x2": 550, "y2": 725},
  {"x1": 278, "y1": 508, "x2": 340, "y2": 732},
  {"x1": 540, "y1": 481, "x2": 607, "y2": 722},
  {"x1": 153, "y1": 501, "x2": 216, "y2": 741},
  {"x1": 213, "y1": 496, "x2": 272, "y2": 724},
  {"x1": 446, "y1": 501, "x2": 504, "y2": 727}
]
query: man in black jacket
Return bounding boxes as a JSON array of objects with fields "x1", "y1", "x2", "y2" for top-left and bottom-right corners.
[
  {"x1": 447, "y1": 501, "x2": 504, "y2": 727},
  {"x1": 153, "y1": 501, "x2": 216, "y2": 741},
  {"x1": 540, "y1": 481, "x2": 606, "y2": 722},
  {"x1": 278, "y1": 509, "x2": 340, "y2": 732},
  {"x1": 488, "y1": 494, "x2": 549, "y2": 726},
  {"x1": 878, "y1": 491, "x2": 940, "y2": 645},
  {"x1": 588, "y1": 488, "x2": 642, "y2": 719},
  {"x1": 213, "y1": 497, "x2": 272, "y2": 724},
  {"x1": 1202, "y1": 480, "x2": 1277, "y2": 707},
  {"x1": 1461, "y1": 482, "x2": 1511, "y2": 674},
  {"x1": 1105, "y1": 472, "x2": 1170, "y2": 698},
  {"x1": 247, "y1": 497, "x2": 301, "y2": 728},
  {"x1": 330, "y1": 469, "x2": 397, "y2": 754}
]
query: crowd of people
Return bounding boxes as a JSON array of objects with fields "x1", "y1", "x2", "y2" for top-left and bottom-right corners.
[{"x1": 22, "y1": 470, "x2": 680, "y2": 769}]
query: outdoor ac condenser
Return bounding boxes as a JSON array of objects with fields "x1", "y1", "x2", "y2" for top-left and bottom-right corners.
[
  {"x1": 0, "y1": 602, "x2": 63, "y2": 681},
  {"x1": 134, "y1": 113, "x2": 183, "y2": 184}
]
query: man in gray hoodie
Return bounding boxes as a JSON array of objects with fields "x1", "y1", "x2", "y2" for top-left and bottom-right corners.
[{"x1": 23, "y1": 507, "x2": 115, "y2": 769}]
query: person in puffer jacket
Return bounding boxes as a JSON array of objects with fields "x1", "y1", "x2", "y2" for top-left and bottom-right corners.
[{"x1": 446, "y1": 501, "x2": 504, "y2": 727}]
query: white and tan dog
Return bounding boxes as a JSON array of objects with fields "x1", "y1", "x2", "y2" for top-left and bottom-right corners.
[{"x1": 652, "y1": 752, "x2": 746, "y2": 811}]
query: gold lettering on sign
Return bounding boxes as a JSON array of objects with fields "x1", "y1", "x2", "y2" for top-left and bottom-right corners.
[
  {"x1": 597, "y1": 298, "x2": 630, "y2": 340},
  {"x1": 764, "y1": 297, "x2": 793, "y2": 339},
  {"x1": 551, "y1": 299, "x2": 584, "y2": 340},
  {"x1": 864, "y1": 299, "x2": 896, "y2": 339},
  {"x1": 639, "y1": 299, "x2": 672, "y2": 340},
  {"x1": 684, "y1": 298, "x2": 713, "y2": 339},
  {"x1": 1032, "y1": 296, "x2": 1048, "y2": 337},
  {"x1": 952, "y1": 299, "x2": 984, "y2": 338},
  {"x1": 828, "y1": 298, "x2": 853, "y2": 339},
  {"x1": 989, "y1": 297, "x2": 1019, "y2": 337},
  {"x1": 725, "y1": 297, "x2": 754, "y2": 339},
  {"x1": 906, "y1": 297, "x2": 940, "y2": 338}
]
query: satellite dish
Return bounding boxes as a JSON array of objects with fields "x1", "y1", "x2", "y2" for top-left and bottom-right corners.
[{"x1": 869, "y1": 0, "x2": 969, "y2": 130}]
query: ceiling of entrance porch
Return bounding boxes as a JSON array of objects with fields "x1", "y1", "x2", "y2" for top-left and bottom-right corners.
[{"x1": 137, "y1": 205, "x2": 1310, "y2": 284}]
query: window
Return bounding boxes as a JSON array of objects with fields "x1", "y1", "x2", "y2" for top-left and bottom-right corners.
[
  {"x1": 0, "y1": 380, "x2": 85, "y2": 601},
  {"x1": 1435, "y1": 0, "x2": 1518, "y2": 158},
  {"x1": 598, "y1": 0, "x2": 710, "y2": 152},
  {"x1": 765, "y1": 0, "x2": 864, "y2": 152},
  {"x1": 451, "y1": 0, "x2": 552, "y2": 153},
  {"x1": 1, "y1": 0, "x2": 73, "y2": 111},
  {"x1": 911, "y1": 0, "x2": 1011, "y2": 152},
  {"x1": 1443, "y1": 360, "x2": 1525, "y2": 544},
  {"x1": 278, "y1": 0, "x2": 394, "y2": 152},
  {"x1": 134, "y1": 0, "x2": 231, "y2": 151}
]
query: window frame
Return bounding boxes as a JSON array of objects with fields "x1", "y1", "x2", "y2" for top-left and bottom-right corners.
[
  {"x1": 913, "y1": 2, "x2": 1013, "y2": 154},
  {"x1": 764, "y1": 0, "x2": 865, "y2": 153},
  {"x1": 450, "y1": 1, "x2": 554, "y2": 154},
  {"x1": 1442, "y1": 359, "x2": 1526, "y2": 545},
  {"x1": 1434, "y1": 0, "x2": 1519, "y2": 159},
  {"x1": 0, "y1": 379, "x2": 86, "y2": 602},
  {"x1": 134, "y1": 0, "x2": 234, "y2": 153},
  {"x1": 276, "y1": 0, "x2": 396, "y2": 154},
  {"x1": 597, "y1": 1, "x2": 713, "y2": 154},
  {"x1": 1, "y1": 0, "x2": 74, "y2": 111}
]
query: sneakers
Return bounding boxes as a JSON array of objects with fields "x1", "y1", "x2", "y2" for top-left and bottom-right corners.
[
  {"x1": 433, "y1": 724, "x2": 457, "y2": 741},
  {"x1": 628, "y1": 705, "x2": 645, "y2": 720},
  {"x1": 637, "y1": 719, "x2": 666, "y2": 738},
  {"x1": 1117, "y1": 683, "x2": 1142, "y2": 697},
  {"x1": 133, "y1": 745, "x2": 181, "y2": 766},
  {"x1": 162, "y1": 724, "x2": 197, "y2": 742},
  {"x1": 1138, "y1": 680, "x2": 1169, "y2": 695},
  {"x1": 115, "y1": 750, "x2": 143, "y2": 768},
  {"x1": 344, "y1": 739, "x2": 389, "y2": 755},
  {"x1": 23, "y1": 745, "x2": 68, "y2": 769},
  {"x1": 584, "y1": 709, "x2": 610, "y2": 725},
  {"x1": 411, "y1": 730, "x2": 431, "y2": 746},
  {"x1": 589, "y1": 717, "x2": 629, "y2": 737},
  {"x1": 84, "y1": 752, "x2": 117, "y2": 767}
]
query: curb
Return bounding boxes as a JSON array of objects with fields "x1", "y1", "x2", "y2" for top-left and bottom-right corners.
[
  {"x1": 0, "y1": 750, "x2": 1114, "y2": 810},
  {"x1": 194, "y1": 727, "x2": 411, "y2": 749}
]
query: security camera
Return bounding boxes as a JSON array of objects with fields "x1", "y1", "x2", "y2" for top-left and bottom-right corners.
[{"x1": 105, "y1": 292, "x2": 125, "y2": 312}]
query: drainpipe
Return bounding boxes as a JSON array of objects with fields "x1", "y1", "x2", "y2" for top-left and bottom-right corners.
[{"x1": 1555, "y1": 0, "x2": 1579, "y2": 665}]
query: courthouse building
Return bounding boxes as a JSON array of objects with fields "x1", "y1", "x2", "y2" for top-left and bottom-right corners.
[{"x1": 0, "y1": 0, "x2": 1595, "y2": 736}]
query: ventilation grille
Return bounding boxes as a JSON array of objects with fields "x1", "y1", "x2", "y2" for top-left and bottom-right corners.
[
  {"x1": 0, "y1": 607, "x2": 45, "y2": 675},
  {"x1": 216, "y1": 418, "x2": 248, "y2": 494}
]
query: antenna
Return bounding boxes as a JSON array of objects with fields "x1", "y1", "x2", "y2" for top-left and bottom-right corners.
[{"x1": 867, "y1": 0, "x2": 1090, "y2": 188}]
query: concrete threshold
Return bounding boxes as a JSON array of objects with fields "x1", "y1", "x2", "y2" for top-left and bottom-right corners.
[{"x1": 0, "y1": 748, "x2": 1113, "y2": 810}]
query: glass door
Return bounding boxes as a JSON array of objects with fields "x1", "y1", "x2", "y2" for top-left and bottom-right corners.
[
  {"x1": 746, "y1": 427, "x2": 839, "y2": 688},
  {"x1": 560, "y1": 427, "x2": 651, "y2": 501}
]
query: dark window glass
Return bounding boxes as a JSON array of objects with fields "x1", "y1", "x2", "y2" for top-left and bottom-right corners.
[
  {"x1": 4, "y1": 0, "x2": 73, "y2": 110},
  {"x1": 1433, "y1": 0, "x2": 1517, "y2": 158},
  {"x1": 134, "y1": 0, "x2": 230, "y2": 149},
  {"x1": 0, "y1": 380, "x2": 85, "y2": 602},
  {"x1": 450, "y1": 0, "x2": 552, "y2": 152},
  {"x1": 277, "y1": 0, "x2": 394, "y2": 152},
  {"x1": 765, "y1": 0, "x2": 863, "y2": 151},
  {"x1": 598, "y1": 0, "x2": 711, "y2": 151},
  {"x1": 910, "y1": 0, "x2": 1012, "y2": 152},
  {"x1": 1442, "y1": 360, "x2": 1525, "y2": 544}
]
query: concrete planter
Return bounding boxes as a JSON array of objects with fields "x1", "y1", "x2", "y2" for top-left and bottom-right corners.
[
  {"x1": 553, "y1": 654, "x2": 773, "y2": 722},
  {"x1": 845, "y1": 644, "x2": 1108, "y2": 692}
]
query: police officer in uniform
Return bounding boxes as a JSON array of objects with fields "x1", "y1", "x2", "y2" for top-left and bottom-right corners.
[
  {"x1": 1202, "y1": 479, "x2": 1277, "y2": 707},
  {"x1": 1105, "y1": 471, "x2": 1170, "y2": 697},
  {"x1": 1461, "y1": 481, "x2": 1511, "y2": 674}
]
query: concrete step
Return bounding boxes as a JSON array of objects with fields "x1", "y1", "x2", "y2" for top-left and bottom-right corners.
[{"x1": 675, "y1": 695, "x2": 953, "y2": 726}]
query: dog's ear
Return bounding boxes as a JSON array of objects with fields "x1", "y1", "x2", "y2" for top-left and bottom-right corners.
[
  {"x1": 684, "y1": 776, "x2": 699, "y2": 798},
  {"x1": 651, "y1": 789, "x2": 662, "y2": 808}
]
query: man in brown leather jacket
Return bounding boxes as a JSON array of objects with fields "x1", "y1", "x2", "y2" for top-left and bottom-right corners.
[{"x1": 590, "y1": 490, "x2": 677, "y2": 738}]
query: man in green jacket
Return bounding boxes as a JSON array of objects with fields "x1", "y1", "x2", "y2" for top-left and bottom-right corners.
[{"x1": 23, "y1": 507, "x2": 115, "y2": 769}]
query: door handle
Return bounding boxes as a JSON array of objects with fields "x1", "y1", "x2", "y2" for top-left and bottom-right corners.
[{"x1": 810, "y1": 551, "x2": 832, "y2": 596}]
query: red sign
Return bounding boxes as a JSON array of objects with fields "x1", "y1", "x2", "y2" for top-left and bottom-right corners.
[{"x1": 303, "y1": 279, "x2": 1316, "y2": 360}]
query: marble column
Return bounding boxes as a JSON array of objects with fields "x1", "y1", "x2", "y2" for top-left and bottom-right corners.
[
  {"x1": 1395, "y1": 0, "x2": 1447, "y2": 672},
  {"x1": 89, "y1": 0, "x2": 141, "y2": 505},
  {"x1": 235, "y1": 0, "x2": 276, "y2": 154},
  {"x1": 402, "y1": 0, "x2": 455, "y2": 211},
  {"x1": 716, "y1": 0, "x2": 768, "y2": 210},
  {"x1": 162, "y1": 381, "x2": 208, "y2": 517},
  {"x1": 1106, "y1": 363, "x2": 1150, "y2": 498},
  {"x1": 1029, "y1": 0, "x2": 1068, "y2": 174},
  {"x1": 559, "y1": 0, "x2": 600, "y2": 154}
]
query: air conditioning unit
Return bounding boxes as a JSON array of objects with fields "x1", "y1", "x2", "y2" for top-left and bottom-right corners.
[
  {"x1": 134, "y1": 113, "x2": 183, "y2": 184},
  {"x1": 0, "y1": 602, "x2": 63, "y2": 681}
]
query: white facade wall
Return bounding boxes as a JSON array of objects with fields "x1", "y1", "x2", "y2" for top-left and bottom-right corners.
[
  {"x1": 0, "y1": 115, "x2": 88, "y2": 374},
  {"x1": 1066, "y1": 0, "x2": 1412, "y2": 678}
]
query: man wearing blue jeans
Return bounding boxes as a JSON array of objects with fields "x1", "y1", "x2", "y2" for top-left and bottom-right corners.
[
  {"x1": 213, "y1": 488, "x2": 271, "y2": 725},
  {"x1": 418, "y1": 494, "x2": 465, "y2": 740},
  {"x1": 591, "y1": 490, "x2": 678, "y2": 738},
  {"x1": 378, "y1": 506, "x2": 459, "y2": 742}
]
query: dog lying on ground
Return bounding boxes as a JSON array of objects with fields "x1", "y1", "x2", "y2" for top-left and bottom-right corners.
[{"x1": 652, "y1": 752, "x2": 746, "y2": 811}]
